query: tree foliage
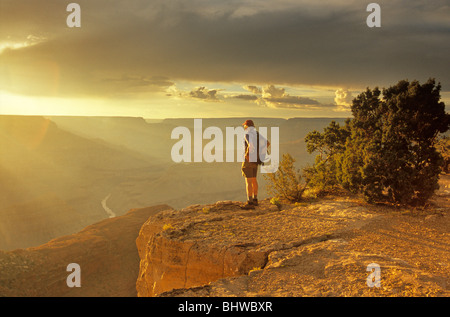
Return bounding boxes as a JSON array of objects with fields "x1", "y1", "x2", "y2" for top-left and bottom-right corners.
[
  {"x1": 305, "y1": 78, "x2": 450, "y2": 205},
  {"x1": 303, "y1": 120, "x2": 350, "y2": 193},
  {"x1": 437, "y1": 135, "x2": 450, "y2": 173}
]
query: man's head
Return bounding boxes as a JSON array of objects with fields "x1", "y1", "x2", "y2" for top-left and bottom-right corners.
[{"x1": 242, "y1": 119, "x2": 255, "y2": 129}]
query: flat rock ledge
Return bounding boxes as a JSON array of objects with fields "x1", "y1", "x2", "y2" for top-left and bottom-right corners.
[{"x1": 135, "y1": 197, "x2": 444, "y2": 297}]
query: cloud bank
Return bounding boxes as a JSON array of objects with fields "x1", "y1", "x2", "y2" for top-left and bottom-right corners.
[
  {"x1": 188, "y1": 87, "x2": 220, "y2": 101},
  {"x1": 1, "y1": 0, "x2": 449, "y2": 102},
  {"x1": 228, "y1": 84, "x2": 337, "y2": 110}
]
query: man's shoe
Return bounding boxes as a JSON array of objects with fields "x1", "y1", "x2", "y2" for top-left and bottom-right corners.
[
  {"x1": 253, "y1": 199, "x2": 258, "y2": 206},
  {"x1": 240, "y1": 201, "x2": 255, "y2": 210}
]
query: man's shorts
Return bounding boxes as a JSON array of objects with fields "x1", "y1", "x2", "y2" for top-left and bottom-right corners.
[{"x1": 242, "y1": 161, "x2": 258, "y2": 178}]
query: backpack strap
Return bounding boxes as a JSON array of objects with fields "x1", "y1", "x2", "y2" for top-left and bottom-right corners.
[{"x1": 244, "y1": 131, "x2": 261, "y2": 164}]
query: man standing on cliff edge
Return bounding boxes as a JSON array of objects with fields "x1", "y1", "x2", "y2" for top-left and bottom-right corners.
[{"x1": 241, "y1": 119, "x2": 269, "y2": 210}]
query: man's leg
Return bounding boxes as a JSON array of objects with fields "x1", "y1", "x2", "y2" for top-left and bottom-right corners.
[
  {"x1": 251, "y1": 178, "x2": 258, "y2": 204},
  {"x1": 241, "y1": 164, "x2": 256, "y2": 209},
  {"x1": 245, "y1": 177, "x2": 253, "y2": 203}
]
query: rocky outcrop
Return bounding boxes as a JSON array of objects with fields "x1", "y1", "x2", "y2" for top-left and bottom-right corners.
[
  {"x1": 0, "y1": 204, "x2": 171, "y2": 296},
  {"x1": 135, "y1": 201, "x2": 274, "y2": 297},
  {"x1": 136, "y1": 196, "x2": 450, "y2": 297},
  {"x1": 135, "y1": 199, "x2": 386, "y2": 296}
]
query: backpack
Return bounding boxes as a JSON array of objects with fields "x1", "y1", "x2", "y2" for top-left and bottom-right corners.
[{"x1": 245, "y1": 131, "x2": 267, "y2": 165}]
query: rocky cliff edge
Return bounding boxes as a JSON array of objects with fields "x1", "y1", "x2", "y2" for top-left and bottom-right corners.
[{"x1": 136, "y1": 189, "x2": 450, "y2": 297}]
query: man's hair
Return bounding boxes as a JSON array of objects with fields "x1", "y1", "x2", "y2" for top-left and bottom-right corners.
[{"x1": 243, "y1": 119, "x2": 255, "y2": 127}]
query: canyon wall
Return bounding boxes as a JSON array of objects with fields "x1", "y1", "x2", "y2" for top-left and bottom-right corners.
[{"x1": 0, "y1": 204, "x2": 171, "y2": 296}]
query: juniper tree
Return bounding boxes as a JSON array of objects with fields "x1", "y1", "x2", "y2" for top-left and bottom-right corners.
[
  {"x1": 343, "y1": 79, "x2": 449, "y2": 205},
  {"x1": 305, "y1": 78, "x2": 449, "y2": 205}
]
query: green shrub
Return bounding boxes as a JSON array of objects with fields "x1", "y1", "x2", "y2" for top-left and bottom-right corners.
[{"x1": 264, "y1": 153, "x2": 308, "y2": 202}]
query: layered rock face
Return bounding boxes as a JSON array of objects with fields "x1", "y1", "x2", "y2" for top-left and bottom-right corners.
[
  {"x1": 135, "y1": 201, "x2": 275, "y2": 296},
  {"x1": 135, "y1": 199, "x2": 379, "y2": 296},
  {"x1": 0, "y1": 204, "x2": 171, "y2": 296},
  {"x1": 136, "y1": 197, "x2": 449, "y2": 297}
]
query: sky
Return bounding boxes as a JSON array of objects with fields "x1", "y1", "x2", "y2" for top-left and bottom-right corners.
[{"x1": 0, "y1": 0, "x2": 449, "y2": 119}]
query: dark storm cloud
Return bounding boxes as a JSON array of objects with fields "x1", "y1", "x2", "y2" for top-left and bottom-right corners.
[
  {"x1": 95, "y1": 75, "x2": 175, "y2": 97},
  {"x1": 1, "y1": 0, "x2": 449, "y2": 98}
]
